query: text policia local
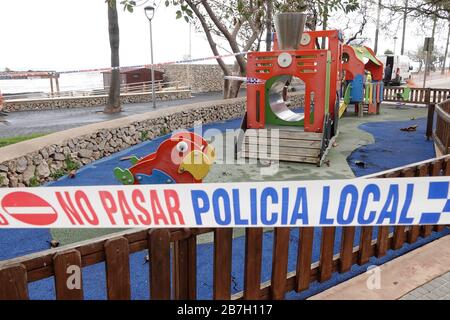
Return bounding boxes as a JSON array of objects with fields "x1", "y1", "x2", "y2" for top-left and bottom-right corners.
[{"x1": 0, "y1": 180, "x2": 445, "y2": 227}]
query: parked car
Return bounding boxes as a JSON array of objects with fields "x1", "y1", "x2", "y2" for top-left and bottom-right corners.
[{"x1": 378, "y1": 55, "x2": 413, "y2": 86}]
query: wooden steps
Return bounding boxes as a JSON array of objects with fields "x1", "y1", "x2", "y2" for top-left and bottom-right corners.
[{"x1": 239, "y1": 128, "x2": 324, "y2": 164}]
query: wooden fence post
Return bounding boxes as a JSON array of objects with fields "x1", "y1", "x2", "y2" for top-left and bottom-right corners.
[
  {"x1": 149, "y1": 229, "x2": 171, "y2": 300},
  {"x1": 0, "y1": 264, "x2": 29, "y2": 300},
  {"x1": 319, "y1": 227, "x2": 335, "y2": 282},
  {"x1": 53, "y1": 250, "x2": 84, "y2": 300},
  {"x1": 295, "y1": 227, "x2": 314, "y2": 292},
  {"x1": 173, "y1": 231, "x2": 197, "y2": 300},
  {"x1": 213, "y1": 229, "x2": 233, "y2": 300},
  {"x1": 426, "y1": 103, "x2": 435, "y2": 140},
  {"x1": 104, "y1": 237, "x2": 131, "y2": 300},
  {"x1": 243, "y1": 228, "x2": 263, "y2": 300},
  {"x1": 270, "y1": 228, "x2": 290, "y2": 300}
]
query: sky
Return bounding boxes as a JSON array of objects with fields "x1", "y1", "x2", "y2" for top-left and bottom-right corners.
[
  {"x1": 0, "y1": 0, "x2": 215, "y2": 71},
  {"x1": 0, "y1": 0, "x2": 447, "y2": 72}
]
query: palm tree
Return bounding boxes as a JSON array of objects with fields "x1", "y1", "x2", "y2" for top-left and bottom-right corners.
[{"x1": 105, "y1": 0, "x2": 121, "y2": 114}]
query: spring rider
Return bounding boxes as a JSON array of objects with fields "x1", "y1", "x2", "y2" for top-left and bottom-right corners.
[
  {"x1": 341, "y1": 45, "x2": 384, "y2": 117},
  {"x1": 114, "y1": 131, "x2": 215, "y2": 185}
]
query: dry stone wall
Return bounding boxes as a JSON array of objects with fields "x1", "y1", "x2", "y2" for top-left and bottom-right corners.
[
  {"x1": 3, "y1": 90, "x2": 190, "y2": 112},
  {"x1": 0, "y1": 98, "x2": 245, "y2": 187},
  {"x1": 163, "y1": 64, "x2": 234, "y2": 93},
  {"x1": 0, "y1": 93, "x2": 304, "y2": 188}
]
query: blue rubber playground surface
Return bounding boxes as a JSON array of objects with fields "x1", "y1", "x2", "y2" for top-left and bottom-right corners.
[
  {"x1": 1, "y1": 115, "x2": 449, "y2": 300},
  {"x1": 347, "y1": 116, "x2": 435, "y2": 176}
]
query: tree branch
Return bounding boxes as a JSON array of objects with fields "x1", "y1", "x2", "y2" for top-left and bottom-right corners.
[
  {"x1": 201, "y1": 0, "x2": 247, "y2": 71},
  {"x1": 185, "y1": 0, "x2": 230, "y2": 76}
]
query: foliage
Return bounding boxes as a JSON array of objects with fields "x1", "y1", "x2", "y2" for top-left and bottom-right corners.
[
  {"x1": 49, "y1": 161, "x2": 80, "y2": 181},
  {"x1": 408, "y1": 44, "x2": 443, "y2": 71},
  {"x1": 140, "y1": 130, "x2": 149, "y2": 141},
  {"x1": 384, "y1": 49, "x2": 394, "y2": 54},
  {"x1": 50, "y1": 168, "x2": 66, "y2": 180},
  {"x1": 119, "y1": 0, "x2": 362, "y2": 98},
  {"x1": 120, "y1": 0, "x2": 136, "y2": 13},
  {"x1": 65, "y1": 156, "x2": 81, "y2": 172},
  {"x1": 28, "y1": 176, "x2": 40, "y2": 187},
  {"x1": 0, "y1": 133, "x2": 47, "y2": 148}
]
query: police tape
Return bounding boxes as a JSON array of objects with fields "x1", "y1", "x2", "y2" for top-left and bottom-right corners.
[
  {"x1": 1, "y1": 176, "x2": 450, "y2": 228},
  {"x1": 0, "y1": 51, "x2": 249, "y2": 78}
]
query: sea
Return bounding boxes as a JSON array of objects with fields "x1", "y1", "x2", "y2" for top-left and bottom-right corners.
[{"x1": 0, "y1": 72, "x2": 104, "y2": 96}]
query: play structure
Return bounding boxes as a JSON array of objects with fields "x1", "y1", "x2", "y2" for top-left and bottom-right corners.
[
  {"x1": 237, "y1": 12, "x2": 384, "y2": 166},
  {"x1": 114, "y1": 131, "x2": 215, "y2": 185},
  {"x1": 341, "y1": 45, "x2": 384, "y2": 117}
]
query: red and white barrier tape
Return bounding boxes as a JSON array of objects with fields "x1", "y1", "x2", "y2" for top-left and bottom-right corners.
[{"x1": 0, "y1": 51, "x2": 249, "y2": 79}]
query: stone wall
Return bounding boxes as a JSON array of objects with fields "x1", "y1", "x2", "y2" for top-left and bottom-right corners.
[
  {"x1": 3, "y1": 90, "x2": 191, "y2": 112},
  {"x1": 163, "y1": 64, "x2": 232, "y2": 93},
  {"x1": 0, "y1": 93, "x2": 304, "y2": 188},
  {"x1": 0, "y1": 97, "x2": 245, "y2": 187}
]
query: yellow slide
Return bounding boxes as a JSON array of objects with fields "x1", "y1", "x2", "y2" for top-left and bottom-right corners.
[{"x1": 339, "y1": 100, "x2": 348, "y2": 118}]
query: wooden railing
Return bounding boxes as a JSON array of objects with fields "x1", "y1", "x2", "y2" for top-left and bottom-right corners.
[
  {"x1": 430, "y1": 99, "x2": 450, "y2": 155},
  {"x1": 383, "y1": 87, "x2": 450, "y2": 105},
  {"x1": 1, "y1": 155, "x2": 450, "y2": 300},
  {"x1": 4, "y1": 80, "x2": 186, "y2": 101}
]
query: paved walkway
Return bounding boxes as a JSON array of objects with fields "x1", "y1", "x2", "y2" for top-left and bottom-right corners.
[
  {"x1": 309, "y1": 235, "x2": 450, "y2": 300},
  {"x1": 411, "y1": 71, "x2": 450, "y2": 89},
  {"x1": 0, "y1": 91, "x2": 226, "y2": 138},
  {"x1": 400, "y1": 272, "x2": 450, "y2": 300}
]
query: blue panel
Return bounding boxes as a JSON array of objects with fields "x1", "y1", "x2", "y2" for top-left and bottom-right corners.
[
  {"x1": 135, "y1": 169, "x2": 176, "y2": 185},
  {"x1": 350, "y1": 74, "x2": 364, "y2": 102},
  {"x1": 372, "y1": 83, "x2": 377, "y2": 104}
]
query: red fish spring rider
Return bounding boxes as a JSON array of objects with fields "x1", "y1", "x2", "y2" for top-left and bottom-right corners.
[{"x1": 114, "y1": 131, "x2": 216, "y2": 185}]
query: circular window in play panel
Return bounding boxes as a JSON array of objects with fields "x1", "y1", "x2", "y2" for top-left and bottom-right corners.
[
  {"x1": 267, "y1": 75, "x2": 305, "y2": 123},
  {"x1": 342, "y1": 52, "x2": 350, "y2": 63}
]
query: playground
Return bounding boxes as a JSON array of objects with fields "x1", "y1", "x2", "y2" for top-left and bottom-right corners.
[
  {"x1": 1, "y1": 11, "x2": 450, "y2": 301},
  {"x1": 0, "y1": 100, "x2": 446, "y2": 299}
]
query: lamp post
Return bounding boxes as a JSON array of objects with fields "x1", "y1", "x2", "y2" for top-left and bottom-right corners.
[
  {"x1": 393, "y1": 36, "x2": 398, "y2": 55},
  {"x1": 144, "y1": 5, "x2": 156, "y2": 108}
]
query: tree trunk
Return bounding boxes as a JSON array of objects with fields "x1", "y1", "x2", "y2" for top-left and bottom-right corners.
[
  {"x1": 227, "y1": 80, "x2": 243, "y2": 98},
  {"x1": 442, "y1": 20, "x2": 450, "y2": 74},
  {"x1": 105, "y1": 0, "x2": 121, "y2": 114},
  {"x1": 374, "y1": 0, "x2": 382, "y2": 54},
  {"x1": 400, "y1": 0, "x2": 408, "y2": 55},
  {"x1": 265, "y1": 0, "x2": 273, "y2": 52},
  {"x1": 427, "y1": 14, "x2": 437, "y2": 76},
  {"x1": 223, "y1": 62, "x2": 244, "y2": 99},
  {"x1": 321, "y1": 0, "x2": 328, "y2": 49}
]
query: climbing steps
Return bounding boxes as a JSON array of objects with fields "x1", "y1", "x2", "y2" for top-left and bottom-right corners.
[{"x1": 238, "y1": 126, "x2": 331, "y2": 165}]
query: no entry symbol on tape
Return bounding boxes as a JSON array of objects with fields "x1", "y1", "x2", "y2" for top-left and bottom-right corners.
[{"x1": 1, "y1": 191, "x2": 58, "y2": 226}]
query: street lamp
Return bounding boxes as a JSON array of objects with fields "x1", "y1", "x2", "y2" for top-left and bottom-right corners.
[
  {"x1": 144, "y1": 5, "x2": 156, "y2": 108},
  {"x1": 393, "y1": 36, "x2": 398, "y2": 55}
]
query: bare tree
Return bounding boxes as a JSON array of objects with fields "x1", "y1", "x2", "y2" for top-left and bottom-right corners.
[
  {"x1": 105, "y1": 0, "x2": 122, "y2": 114},
  {"x1": 265, "y1": 0, "x2": 274, "y2": 51},
  {"x1": 442, "y1": 20, "x2": 450, "y2": 73},
  {"x1": 122, "y1": 0, "x2": 360, "y2": 98}
]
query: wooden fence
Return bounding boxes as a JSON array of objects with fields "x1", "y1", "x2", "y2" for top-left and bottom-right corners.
[
  {"x1": 3, "y1": 80, "x2": 185, "y2": 101},
  {"x1": 428, "y1": 99, "x2": 450, "y2": 156},
  {"x1": 1, "y1": 155, "x2": 450, "y2": 300},
  {"x1": 383, "y1": 87, "x2": 450, "y2": 105}
]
